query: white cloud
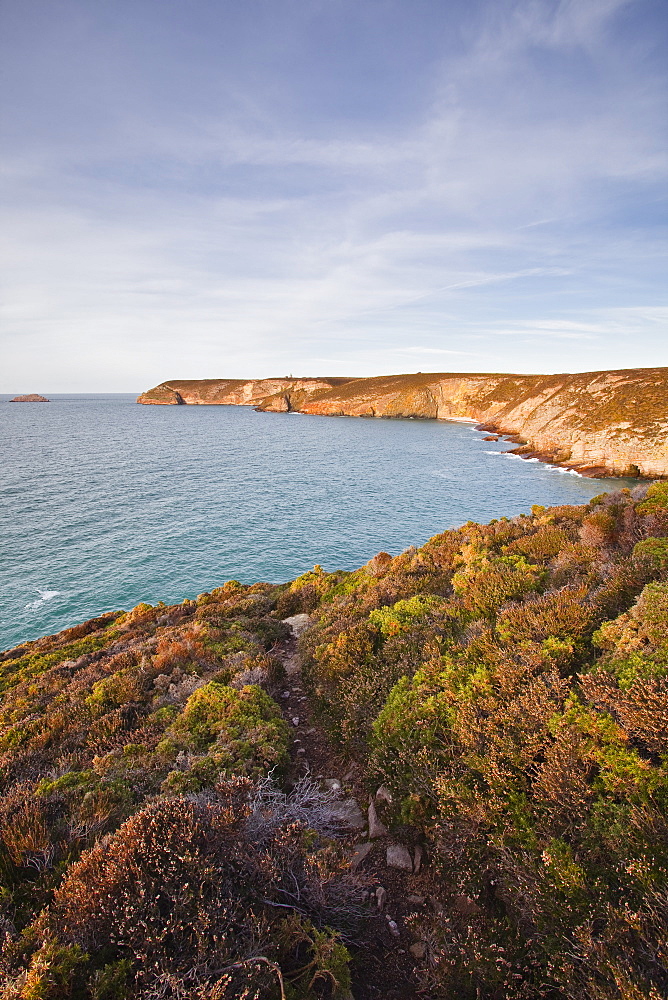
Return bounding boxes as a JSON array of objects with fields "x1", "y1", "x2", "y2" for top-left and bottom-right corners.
[{"x1": 0, "y1": 0, "x2": 665, "y2": 389}]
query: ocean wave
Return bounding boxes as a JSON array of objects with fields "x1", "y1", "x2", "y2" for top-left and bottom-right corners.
[
  {"x1": 25, "y1": 590, "x2": 61, "y2": 612},
  {"x1": 483, "y1": 451, "x2": 583, "y2": 477}
]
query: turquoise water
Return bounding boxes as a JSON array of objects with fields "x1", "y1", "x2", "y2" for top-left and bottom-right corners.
[{"x1": 1, "y1": 394, "x2": 636, "y2": 650}]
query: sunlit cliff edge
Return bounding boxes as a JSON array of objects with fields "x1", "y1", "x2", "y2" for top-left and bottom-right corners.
[{"x1": 137, "y1": 368, "x2": 668, "y2": 478}]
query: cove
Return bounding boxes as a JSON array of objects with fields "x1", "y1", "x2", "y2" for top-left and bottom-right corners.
[{"x1": 0, "y1": 394, "x2": 637, "y2": 650}]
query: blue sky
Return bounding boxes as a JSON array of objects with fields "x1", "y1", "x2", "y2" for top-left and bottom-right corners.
[{"x1": 1, "y1": 0, "x2": 666, "y2": 391}]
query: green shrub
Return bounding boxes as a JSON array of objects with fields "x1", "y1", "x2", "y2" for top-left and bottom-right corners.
[
  {"x1": 633, "y1": 536, "x2": 668, "y2": 572},
  {"x1": 632, "y1": 581, "x2": 668, "y2": 647},
  {"x1": 636, "y1": 480, "x2": 668, "y2": 514},
  {"x1": 452, "y1": 554, "x2": 544, "y2": 617},
  {"x1": 163, "y1": 683, "x2": 290, "y2": 787},
  {"x1": 368, "y1": 594, "x2": 442, "y2": 637}
]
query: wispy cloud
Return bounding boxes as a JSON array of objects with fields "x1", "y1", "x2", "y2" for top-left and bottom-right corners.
[{"x1": 0, "y1": 0, "x2": 666, "y2": 389}]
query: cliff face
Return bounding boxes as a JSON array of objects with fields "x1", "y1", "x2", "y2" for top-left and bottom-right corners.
[
  {"x1": 138, "y1": 368, "x2": 668, "y2": 478},
  {"x1": 137, "y1": 377, "x2": 355, "y2": 407}
]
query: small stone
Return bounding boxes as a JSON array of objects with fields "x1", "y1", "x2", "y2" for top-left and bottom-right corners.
[
  {"x1": 375, "y1": 886, "x2": 387, "y2": 910},
  {"x1": 375, "y1": 784, "x2": 393, "y2": 804},
  {"x1": 327, "y1": 798, "x2": 366, "y2": 830},
  {"x1": 291, "y1": 716, "x2": 300, "y2": 726},
  {"x1": 409, "y1": 942, "x2": 427, "y2": 960},
  {"x1": 386, "y1": 844, "x2": 413, "y2": 871},
  {"x1": 281, "y1": 691, "x2": 290, "y2": 699},
  {"x1": 368, "y1": 800, "x2": 388, "y2": 839},
  {"x1": 413, "y1": 845, "x2": 424, "y2": 873},
  {"x1": 387, "y1": 919, "x2": 400, "y2": 938},
  {"x1": 349, "y1": 842, "x2": 372, "y2": 869},
  {"x1": 323, "y1": 778, "x2": 341, "y2": 793},
  {"x1": 407, "y1": 894, "x2": 425, "y2": 906},
  {"x1": 281, "y1": 613, "x2": 311, "y2": 636},
  {"x1": 343, "y1": 769, "x2": 355, "y2": 782},
  {"x1": 297, "y1": 748, "x2": 306, "y2": 755}
]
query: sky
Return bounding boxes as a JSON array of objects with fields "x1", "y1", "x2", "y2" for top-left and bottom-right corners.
[{"x1": 0, "y1": 0, "x2": 666, "y2": 392}]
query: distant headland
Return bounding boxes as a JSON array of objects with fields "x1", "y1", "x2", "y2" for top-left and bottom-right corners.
[
  {"x1": 138, "y1": 368, "x2": 668, "y2": 479},
  {"x1": 9, "y1": 393, "x2": 50, "y2": 402}
]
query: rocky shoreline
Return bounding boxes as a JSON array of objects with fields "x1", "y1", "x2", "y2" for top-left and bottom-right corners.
[{"x1": 137, "y1": 368, "x2": 668, "y2": 479}]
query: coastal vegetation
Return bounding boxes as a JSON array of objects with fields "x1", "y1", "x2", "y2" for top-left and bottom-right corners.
[{"x1": 1, "y1": 483, "x2": 667, "y2": 997}]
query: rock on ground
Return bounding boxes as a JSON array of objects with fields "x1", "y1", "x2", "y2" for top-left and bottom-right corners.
[{"x1": 386, "y1": 844, "x2": 414, "y2": 871}]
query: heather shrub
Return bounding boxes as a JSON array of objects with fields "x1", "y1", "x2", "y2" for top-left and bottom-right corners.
[
  {"x1": 307, "y1": 623, "x2": 377, "y2": 698},
  {"x1": 367, "y1": 594, "x2": 443, "y2": 637},
  {"x1": 631, "y1": 580, "x2": 668, "y2": 647},
  {"x1": 0, "y1": 638, "x2": 108, "y2": 697},
  {"x1": 152, "y1": 629, "x2": 224, "y2": 674},
  {"x1": 636, "y1": 480, "x2": 668, "y2": 515},
  {"x1": 86, "y1": 667, "x2": 148, "y2": 715},
  {"x1": 633, "y1": 536, "x2": 668, "y2": 572},
  {"x1": 274, "y1": 566, "x2": 342, "y2": 617},
  {"x1": 0, "y1": 797, "x2": 53, "y2": 871},
  {"x1": 452, "y1": 554, "x2": 543, "y2": 617},
  {"x1": 549, "y1": 541, "x2": 599, "y2": 587},
  {"x1": 161, "y1": 682, "x2": 289, "y2": 789},
  {"x1": 5, "y1": 782, "x2": 362, "y2": 999},
  {"x1": 495, "y1": 586, "x2": 598, "y2": 669},
  {"x1": 506, "y1": 525, "x2": 571, "y2": 560},
  {"x1": 370, "y1": 663, "x2": 455, "y2": 805},
  {"x1": 579, "y1": 510, "x2": 616, "y2": 548}
]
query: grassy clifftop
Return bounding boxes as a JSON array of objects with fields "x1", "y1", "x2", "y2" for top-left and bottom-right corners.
[{"x1": 1, "y1": 483, "x2": 668, "y2": 997}]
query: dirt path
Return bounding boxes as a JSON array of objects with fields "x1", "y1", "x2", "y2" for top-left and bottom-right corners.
[{"x1": 274, "y1": 616, "x2": 434, "y2": 1000}]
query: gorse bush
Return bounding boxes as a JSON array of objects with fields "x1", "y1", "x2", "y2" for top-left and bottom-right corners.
[{"x1": 1, "y1": 484, "x2": 667, "y2": 998}]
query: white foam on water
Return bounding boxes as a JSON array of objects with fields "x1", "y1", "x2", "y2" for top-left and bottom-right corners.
[
  {"x1": 545, "y1": 463, "x2": 583, "y2": 477},
  {"x1": 25, "y1": 590, "x2": 61, "y2": 611},
  {"x1": 484, "y1": 451, "x2": 584, "y2": 477}
]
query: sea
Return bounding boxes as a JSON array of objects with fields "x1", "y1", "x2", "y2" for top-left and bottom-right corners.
[{"x1": 0, "y1": 393, "x2": 639, "y2": 651}]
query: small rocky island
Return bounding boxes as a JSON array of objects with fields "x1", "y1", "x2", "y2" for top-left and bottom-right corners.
[{"x1": 9, "y1": 393, "x2": 50, "y2": 402}]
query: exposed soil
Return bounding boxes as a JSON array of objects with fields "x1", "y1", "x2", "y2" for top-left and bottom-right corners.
[{"x1": 274, "y1": 618, "x2": 437, "y2": 1000}]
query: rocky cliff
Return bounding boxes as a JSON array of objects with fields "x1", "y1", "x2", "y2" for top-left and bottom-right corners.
[
  {"x1": 138, "y1": 368, "x2": 668, "y2": 478},
  {"x1": 137, "y1": 376, "x2": 355, "y2": 408}
]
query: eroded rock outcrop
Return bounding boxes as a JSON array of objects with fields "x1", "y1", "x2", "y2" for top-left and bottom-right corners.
[
  {"x1": 9, "y1": 394, "x2": 50, "y2": 402},
  {"x1": 138, "y1": 368, "x2": 668, "y2": 478}
]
